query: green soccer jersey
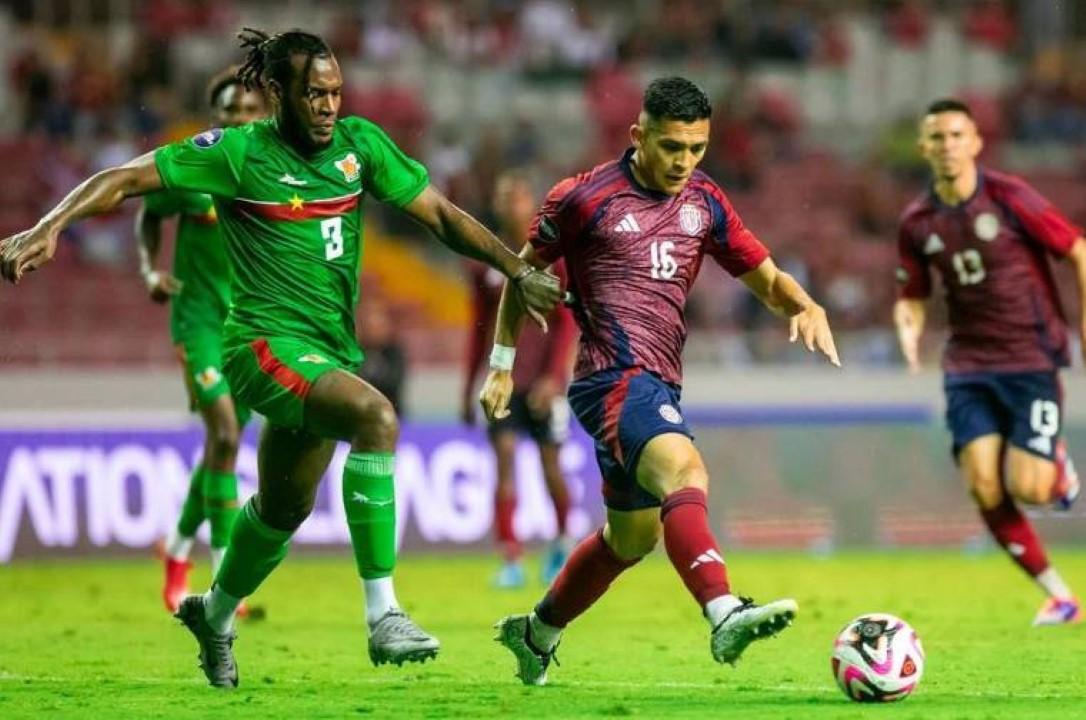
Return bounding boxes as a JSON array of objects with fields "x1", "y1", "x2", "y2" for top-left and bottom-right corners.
[
  {"x1": 142, "y1": 189, "x2": 231, "y2": 342},
  {"x1": 153, "y1": 117, "x2": 428, "y2": 367}
]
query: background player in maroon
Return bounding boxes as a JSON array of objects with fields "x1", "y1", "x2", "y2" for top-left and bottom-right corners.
[
  {"x1": 895, "y1": 98, "x2": 1083, "y2": 626},
  {"x1": 462, "y1": 171, "x2": 578, "y2": 588},
  {"x1": 480, "y1": 77, "x2": 840, "y2": 685}
]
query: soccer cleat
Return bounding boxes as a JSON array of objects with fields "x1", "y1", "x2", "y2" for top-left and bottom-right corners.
[
  {"x1": 493, "y1": 614, "x2": 558, "y2": 686},
  {"x1": 541, "y1": 537, "x2": 572, "y2": 585},
  {"x1": 1032, "y1": 597, "x2": 1082, "y2": 626},
  {"x1": 1053, "y1": 441, "x2": 1080, "y2": 511},
  {"x1": 175, "y1": 595, "x2": 239, "y2": 689},
  {"x1": 711, "y1": 596, "x2": 798, "y2": 666},
  {"x1": 162, "y1": 557, "x2": 192, "y2": 613},
  {"x1": 367, "y1": 609, "x2": 440, "y2": 666},
  {"x1": 493, "y1": 561, "x2": 527, "y2": 589}
]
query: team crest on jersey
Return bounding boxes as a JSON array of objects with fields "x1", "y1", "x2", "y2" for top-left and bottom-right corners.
[
  {"x1": 298, "y1": 353, "x2": 329, "y2": 364},
  {"x1": 194, "y1": 366, "x2": 222, "y2": 390},
  {"x1": 923, "y1": 233, "x2": 944, "y2": 255},
  {"x1": 335, "y1": 153, "x2": 360, "y2": 183},
  {"x1": 659, "y1": 404, "x2": 683, "y2": 424},
  {"x1": 679, "y1": 203, "x2": 702, "y2": 236},
  {"x1": 192, "y1": 128, "x2": 224, "y2": 149},
  {"x1": 974, "y1": 212, "x2": 1000, "y2": 241}
]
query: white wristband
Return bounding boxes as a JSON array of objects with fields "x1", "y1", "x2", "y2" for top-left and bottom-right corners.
[{"x1": 489, "y1": 344, "x2": 516, "y2": 371}]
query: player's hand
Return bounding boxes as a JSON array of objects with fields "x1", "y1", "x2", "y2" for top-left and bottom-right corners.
[
  {"x1": 459, "y1": 392, "x2": 477, "y2": 426},
  {"x1": 0, "y1": 223, "x2": 60, "y2": 284},
  {"x1": 479, "y1": 369, "x2": 514, "y2": 421},
  {"x1": 789, "y1": 304, "x2": 841, "y2": 367},
  {"x1": 143, "y1": 270, "x2": 183, "y2": 304},
  {"x1": 513, "y1": 267, "x2": 562, "y2": 331},
  {"x1": 527, "y1": 376, "x2": 560, "y2": 419}
]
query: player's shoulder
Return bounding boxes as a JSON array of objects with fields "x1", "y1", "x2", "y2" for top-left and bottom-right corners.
[
  {"x1": 546, "y1": 157, "x2": 624, "y2": 209},
  {"x1": 979, "y1": 166, "x2": 1035, "y2": 199},
  {"x1": 336, "y1": 115, "x2": 392, "y2": 145},
  {"x1": 687, "y1": 169, "x2": 731, "y2": 203},
  {"x1": 898, "y1": 191, "x2": 935, "y2": 228}
]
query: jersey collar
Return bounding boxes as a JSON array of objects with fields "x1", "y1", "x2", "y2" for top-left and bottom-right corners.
[
  {"x1": 620, "y1": 147, "x2": 673, "y2": 201},
  {"x1": 928, "y1": 164, "x2": 986, "y2": 211}
]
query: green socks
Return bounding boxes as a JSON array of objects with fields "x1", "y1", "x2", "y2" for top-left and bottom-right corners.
[
  {"x1": 203, "y1": 469, "x2": 240, "y2": 549},
  {"x1": 342, "y1": 452, "x2": 397, "y2": 579},
  {"x1": 214, "y1": 499, "x2": 292, "y2": 598},
  {"x1": 176, "y1": 465, "x2": 206, "y2": 537}
]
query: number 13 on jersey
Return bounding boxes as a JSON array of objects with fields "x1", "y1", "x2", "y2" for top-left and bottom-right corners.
[{"x1": 321, "y1": 217, "x2": 345, "y2": 261}]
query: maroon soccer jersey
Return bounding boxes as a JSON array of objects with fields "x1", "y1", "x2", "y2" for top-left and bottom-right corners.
[
  {"x1": 463, "y1": 259, "x2": 576, "y2": 392},
  {"x1": 528, "y1": 149, "x2": 769, "y2": 386},
  {"x1": 897, "y1": 167, "x2": 1082, "y2": 373}
]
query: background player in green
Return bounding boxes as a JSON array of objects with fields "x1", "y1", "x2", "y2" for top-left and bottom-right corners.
[
  {"x1": 136, "y1": 67, "x2": 267, "y2": 617},
  {"x1": 0, "y1": 28, "x2": 562, "y2": 689}
]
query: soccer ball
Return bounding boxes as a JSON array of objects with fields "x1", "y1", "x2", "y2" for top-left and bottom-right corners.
[{"x1": 830, "y1": 613, "x2": 924, "y2": 703}]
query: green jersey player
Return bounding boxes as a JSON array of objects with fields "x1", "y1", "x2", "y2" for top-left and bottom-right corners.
[
  {"x1": 137, "y1": 67, "x2": 267, "y2": 618},
  {"x1": 0, "y1": 28, "x2": 562, "y2": 689}
]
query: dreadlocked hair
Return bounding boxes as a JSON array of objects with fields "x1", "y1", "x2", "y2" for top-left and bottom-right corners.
[{"x1": 236, "y1": 27, "x2": 331, "y2": 92}]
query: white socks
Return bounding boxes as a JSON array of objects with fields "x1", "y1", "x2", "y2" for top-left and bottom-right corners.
[
  {"x1": 528, "y1": 612, "x2": 562, "y2": 652},
  {"x1": 705, "y1": 593, "x2": 744, "y2": 628},
  {"x1": 203, "y1": 585, "x2": 242, "y2": 634},
  {"x1": 1036, "y1": 568, "x2": 1074, "y2": 599},
  {"x1": 364, "y1": 577, "x2": 400, "y2": 626},
  {"x1": 165, "y1": 530, "x2": 194, "y2": 561}
]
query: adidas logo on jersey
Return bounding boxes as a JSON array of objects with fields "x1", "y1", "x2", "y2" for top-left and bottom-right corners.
[
  {"x1": 614, "y1": 213, "x2": 641, "y2": 234},
  {"x1": 689, "y1": 548, "x2": 725, "y2": 569},
  {"x1": 923, "y1": 233, "x2": 944, "y2": 255}
]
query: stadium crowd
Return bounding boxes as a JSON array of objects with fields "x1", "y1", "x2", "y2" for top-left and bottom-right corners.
[{"x1": 2, "y1": 0, "x2": 1085, "y2": 366}]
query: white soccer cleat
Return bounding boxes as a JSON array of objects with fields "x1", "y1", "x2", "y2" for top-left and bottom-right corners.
[
  {"x1": 1033, "y1": 597, "x2": 1082, "y2": 626},
  {"x1": 711, "y1": 597, "x2": 798, "y2": 665}
]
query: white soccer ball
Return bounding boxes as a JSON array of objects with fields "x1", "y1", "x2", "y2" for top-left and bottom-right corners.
[{"x1": 830, "y1": 613, "x2": 924, "y2": 703}]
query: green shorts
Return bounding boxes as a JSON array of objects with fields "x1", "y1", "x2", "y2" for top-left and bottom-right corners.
[
  {"x1": 222, "y1": 336, "x2": 346, "y2": 429},
  {"x1": 175, "y1": 333, "x2": 251, "y2": 425}
]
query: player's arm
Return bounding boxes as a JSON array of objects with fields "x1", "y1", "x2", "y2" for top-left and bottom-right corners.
[
  {"x1": 134, "y1": 200, "x2": 184, "y2": 304},
  {"x1": 461, "y1": 271, "x2": 496, "y2": 425},
  {"x1": 479, "y1": 244, "x2": 551, "y2": 421},
  {"x1": 741, "y1": 257, "x2": 841, "y2": 367},
  {"x1": 1063, "y1": 238, "x2": 1086, "y2": 366},
  {"x1": 1, "y1": 152, "x2": 163, "y2": 283},
  {"x1": 403, "y1": 186, "x2": 561, "y2": 328},
  {"x1": 893, "y1": 298, "x2": 926, "y2": 374},
  {"x1": 894, "y1": 220, "x2": 931, "y2": 373}
]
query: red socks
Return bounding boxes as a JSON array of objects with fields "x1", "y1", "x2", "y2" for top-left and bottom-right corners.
[
  {"x1": 495, "y1": 494, "x2": 521, "y2": 561},
  {"x1": 535, "y1": 529, "x2": 639, "y2": 628},
  {"x1": 980, "y1": 495, "x2": 1049, "y2": 577},
  {"x1": 661, "y1": 487, "x2": 731, "y2": 606}
]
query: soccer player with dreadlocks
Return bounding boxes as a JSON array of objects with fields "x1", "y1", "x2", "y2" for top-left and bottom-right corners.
[
  {"x1": 138, "y1": 66, "x2": 266, "y2": 617},
  {"x1": 0, "y1": 28, "x2": 562, "y2": 688}
]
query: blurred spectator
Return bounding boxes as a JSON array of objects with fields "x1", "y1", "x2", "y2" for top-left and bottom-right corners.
[
  {"x1": 962, "y1": 0, "x2": 1016, "y2": 53},
  {"x1": 884, "y1": 0, "x2": 931, "y2": 49},
  {"x1": 358, "y1": 299, "x2": 409, "y2": 416}
]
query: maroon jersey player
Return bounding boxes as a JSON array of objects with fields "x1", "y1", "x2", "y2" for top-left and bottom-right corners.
[
  {"x1": 895, "y1": 98, "x2": 1083, "y2": 626},
  {"x1": 462, "y1": 171, "x2": 578, "y2": 588},
  {"x1": 480, "y1": 77, "x2": 840, "y2": 685}
]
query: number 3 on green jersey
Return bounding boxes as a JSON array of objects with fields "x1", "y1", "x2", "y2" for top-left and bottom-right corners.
[{"x1": 151, "y1": 117, "x2": 429, "y2": 367}]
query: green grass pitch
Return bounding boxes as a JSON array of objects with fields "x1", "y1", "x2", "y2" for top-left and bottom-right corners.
[{"x1": 1, "y1": 550, "x2": 1083, "y2": 719}]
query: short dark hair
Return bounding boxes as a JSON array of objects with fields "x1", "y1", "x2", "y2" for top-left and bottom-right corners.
[
  {"x1": 643, "y1": 77, "x2": 712, "y2": 123},
  {"x1": 925, "y1": 98, "x2": 973, "y2": 118},
  {"x1": 206, "y1": 65, "x2": 244, "y2": 108},
  {"x1": 237, "y1": 27, "x2": 332, "y2": 92}
]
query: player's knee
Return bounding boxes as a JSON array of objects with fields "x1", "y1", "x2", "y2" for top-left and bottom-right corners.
[
  {"x1": 967, "y1": 473, "x2": 1003, "y2": 510},
  {"x1": 255, "y1": 493, "x2": 314, "y2": 533},
  {"x1": 207, "y1": 428, "x2": 240, "y2": 464},
  {"x1": 348, "y1": 393, "x2": 399, "y2": 451},
  {"x1": 607, "y1": 524, "x2": 659, "y2": 560}
]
